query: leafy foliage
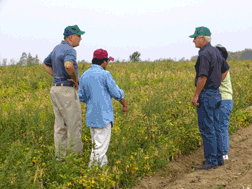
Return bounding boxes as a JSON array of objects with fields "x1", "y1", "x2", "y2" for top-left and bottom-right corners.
[
  {"x1": 0, "y1": 60, "x2": 251, "y2": 188},
  {"x1": 129, "y1": 51, "x2": 141, "y2": 62}
]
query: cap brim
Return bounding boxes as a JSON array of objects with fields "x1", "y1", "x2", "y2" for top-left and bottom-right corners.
[
  {"x1": 77, "y1": 31, "x2": 85, "y2": 35},
  {"x1": 189, "y1": 34, "x2": 197, "y2": 38},
  {"x1": 108, "y1": 56, "x2": 114, "y2": 61}
]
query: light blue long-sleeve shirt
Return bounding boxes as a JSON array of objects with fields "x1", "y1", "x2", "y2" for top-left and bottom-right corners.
[{"x1": 78, "y1": 64, "x2": 124, "y2": 128}]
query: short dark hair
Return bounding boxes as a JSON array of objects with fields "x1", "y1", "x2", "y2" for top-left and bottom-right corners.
[{"x1": 92, "y1": 58, "x2": 108, "y2": 65}]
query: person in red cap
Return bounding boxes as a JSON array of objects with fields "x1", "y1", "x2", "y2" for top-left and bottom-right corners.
[{"x1": 79, "y1": 49, "x2": 128, "y2": 167}]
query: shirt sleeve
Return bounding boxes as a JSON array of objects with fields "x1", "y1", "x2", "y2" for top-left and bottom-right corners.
[
  {"x1": 198, "y1": 54, "x2": 210, "y2": 77},
  {"x1": 221, "y1": 59, "x2": 230, "y2": 73},
  {"x1": 43, "y1": 52, "x2": 53, "y2": 67},
  {"x1": 105, "y1": 72, "x2": 124, "y2": 101},
  {"x1": 64, "y1": 49, "x2": 76, "y2": 64},
  {"x1": 78, "y1": 76, "x2": 86, "y2": 103}
]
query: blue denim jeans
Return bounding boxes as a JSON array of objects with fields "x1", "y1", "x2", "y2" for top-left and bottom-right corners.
[
  {"x1": 197, "y1": 88, "x2": 223, "y2": 165},
  {"x1": 219, "y1": 100, "x2": 233, "y2": 155}
]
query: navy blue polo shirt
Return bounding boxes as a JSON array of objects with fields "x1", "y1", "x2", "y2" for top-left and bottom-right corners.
[
  {"x1": 195, "y1": 43, "x2": 229, "y2": 89},
  {"x1": 44, "y1": 41, "x2": 79, "y2": 86}
]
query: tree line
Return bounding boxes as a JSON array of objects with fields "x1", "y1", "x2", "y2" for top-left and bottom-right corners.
[
  {"x1": 0, "y1": 52, "x2": 40, "y2": 66},
  {"x1": 1, "y1": 48, "x2": 252, "y2": 66},
  {"x1": 190, "y1": 48, "x2": 252, "y2": 61}
]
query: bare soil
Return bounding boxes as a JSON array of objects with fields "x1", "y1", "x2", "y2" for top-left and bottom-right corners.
[{"x1": 133, "y1": 124, "x2": 252, "y2": 189}]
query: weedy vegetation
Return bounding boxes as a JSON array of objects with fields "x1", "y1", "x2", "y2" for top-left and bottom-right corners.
[{"x1": 0, "y1": 60, "x2": 252, "y2": 188}]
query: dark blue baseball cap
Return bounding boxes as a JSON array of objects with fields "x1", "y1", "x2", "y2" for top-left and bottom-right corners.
[{"x1": 63, "y1": 25, "x2": 85, "y2": 38}]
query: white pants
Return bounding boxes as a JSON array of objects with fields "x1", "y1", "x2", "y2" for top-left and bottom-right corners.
[{"x1": 88, "y1": 122, "x2": 112, "y2": 167}]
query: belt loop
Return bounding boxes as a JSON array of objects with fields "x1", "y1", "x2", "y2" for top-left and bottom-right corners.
[{"x1": 61, "y1": 83, "x2": 63, "y2": 86}]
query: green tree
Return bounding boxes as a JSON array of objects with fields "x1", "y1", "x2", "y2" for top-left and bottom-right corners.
[
  {"x1": 10, "y1": 59, "x2": 16, "y2": 65},
  {"x1": 27, "y1": 53, "x2": 34, "y2": 65},
  {"x1": 129, "y1": 51, "x2": 141, "y2": 62},
  {"x1": 18, "y1": 52, "x2": 27, "y2": 66},
  {"x1": 34, "y1": 54, "x2": 40, "y2": 65}
]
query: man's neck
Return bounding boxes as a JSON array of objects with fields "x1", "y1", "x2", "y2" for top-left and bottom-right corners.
[
  {"x1": 200, "y1": 42, "x2": 209, "y2": 49},
  {"x1": 64, "y1": 40, "x2": 73, "y2": 47}
]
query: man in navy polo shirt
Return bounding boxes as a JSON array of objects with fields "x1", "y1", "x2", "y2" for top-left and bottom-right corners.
[
  {"x1": 79, "y1": 49, "x2": 128, "y2": 167},
  {"x1": 42, "y1": 25, "x2": 85, "y2": 160},
  {"x1": 189, "y1": 26, "x2": 230, "y2": 170}
]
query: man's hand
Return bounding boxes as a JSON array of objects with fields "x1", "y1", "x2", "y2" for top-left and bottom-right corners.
[
  {"x1": 119, "y1": 98, "x2": 128, "y2": 116},
  {"x1": 67, "y1": 79, "x2": 79, "y2": 90},
  {"x1": 191, "y1": 95, "x2": 199, "y2": 106},
  {"x1": 122, "y1": 106, "x2": 129, "y2": 116}
]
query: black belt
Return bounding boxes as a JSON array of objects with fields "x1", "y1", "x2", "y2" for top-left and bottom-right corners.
[{"x1": 53, "y1": 83, "x2": 74, "y2": 87}]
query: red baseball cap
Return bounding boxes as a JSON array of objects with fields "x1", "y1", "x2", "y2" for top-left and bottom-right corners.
[{"x1": 93, "y1": 49, "x2": 114, "y2": 61}]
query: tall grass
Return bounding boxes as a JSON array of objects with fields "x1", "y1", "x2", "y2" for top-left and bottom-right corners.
[{"x1": 0, "y1": 60, "x2": 251, "y2": 188}]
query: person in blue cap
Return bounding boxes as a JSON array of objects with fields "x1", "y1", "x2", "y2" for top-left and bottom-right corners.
[
  {"x1": 189, "y1": 26, "x2": 230, "y2": 170},
  {"x1": 42, "y1": 25, "x2": 85, "y2": 160}
]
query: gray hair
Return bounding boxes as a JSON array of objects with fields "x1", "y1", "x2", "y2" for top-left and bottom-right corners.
[
  {"x1": 198, "y1": 35, "x2": 211, "y2": 42},
  {"x1": 215, "y1": 44, "x2": 222, "y2": 48}
]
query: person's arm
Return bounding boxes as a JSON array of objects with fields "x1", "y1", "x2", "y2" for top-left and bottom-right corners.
[
  {"x1": 222, "y1": 69, "x2": 229, "y2": 81},
  {"x1": 192, "y1": 76, "x2": 207, "y2": 106},
  {"x1": 106, "y1": 72, "x2": 124, "y2": 100},
  {"x1": 119, "y1": 98, "x2": 127, "y2": 107},
  {"x1": 64, "y1": 49, "x2": 79, "y2": 89},
  {"x1": 64, "y1": 61, "x2": 78, "y2": 83},
  {"x1": 195, "y1": 76, "x2": 207, "y2": 95},
  {"x1": 221, "y1": 59, "x2": 230, "y2": 82},
  {"x1": 78, "y1": 76, "x2": 87, "y2": 103},
  {"x1": 106, "y1": 72, "x2": 128, "y2": 116},
  {"x1": 119, "y1": 98, "x2": 128, "y2": 116},
  {"x1": 42, "y1": 63, "x2": 54, "y2": 77}
]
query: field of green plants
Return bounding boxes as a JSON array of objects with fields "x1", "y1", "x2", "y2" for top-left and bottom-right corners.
[{"x1": 0, "y1": 60, "x2": 252, "y2": 188}]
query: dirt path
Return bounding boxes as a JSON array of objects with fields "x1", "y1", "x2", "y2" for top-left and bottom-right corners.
[{"x1": 133, "y1": 124, "x2": 252, "y2": 189}]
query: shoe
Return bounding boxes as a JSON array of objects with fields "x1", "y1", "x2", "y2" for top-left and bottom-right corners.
[
  {"x1": 223, "y1": 155, "x2": 229, "y2": 160},
  {"x1": 195, "y1": 160, "x2": 218, "y2": 170},
  {"x1": 218, "y1": 160, "x2": 224, "y2": 166}
]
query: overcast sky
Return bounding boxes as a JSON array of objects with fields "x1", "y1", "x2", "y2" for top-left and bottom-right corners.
[{"x1": 0, "y1": 0, "x2": 251, "y2": 64}]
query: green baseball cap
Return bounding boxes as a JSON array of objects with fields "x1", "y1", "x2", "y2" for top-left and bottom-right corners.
[
  {"x1": 189, "y1": 26, "x2": 211, "y2": 38},
  {"x1": 63, "y1": 25, "x2": 85, "y2": 37}
]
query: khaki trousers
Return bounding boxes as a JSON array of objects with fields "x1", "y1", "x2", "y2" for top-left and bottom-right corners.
[
  {"x1": 88, "y1": 122, "x2": 112, "y2": 167},
  {"x1": 50, "y1": 86, "x2": 83, "y2": 159}
]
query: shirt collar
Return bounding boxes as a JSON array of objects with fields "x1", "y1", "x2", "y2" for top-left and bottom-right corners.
[
  {"x1": 61, "y1": 40, "x2": 72, "y2": 47},
  {"x1": 199, "y1": 42, "x2": 211, "y2": 52},
  {"x1": 91, "y1": 64, "x2": 104, "y2": 70}
]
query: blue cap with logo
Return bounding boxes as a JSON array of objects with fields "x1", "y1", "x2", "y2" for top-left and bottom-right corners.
[
  {"x1": 63, "y1": 25, "x2": 85, "y2": 38},
  {"x1": 189, "y1": 26, "x2": 211, "y2": 38}
]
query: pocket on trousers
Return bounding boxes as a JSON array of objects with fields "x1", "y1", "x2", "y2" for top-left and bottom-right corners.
[{"x1": 202, "y1": 92, "x2": 221, "y2": 109}]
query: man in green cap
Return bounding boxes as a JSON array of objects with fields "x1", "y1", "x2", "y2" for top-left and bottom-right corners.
[
  {"x1": 189, "y1": 26, "x2": 230, "y2": 170},
  {"x1": 42, "y1": 25, "x2": 85, "y2": 160}
]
